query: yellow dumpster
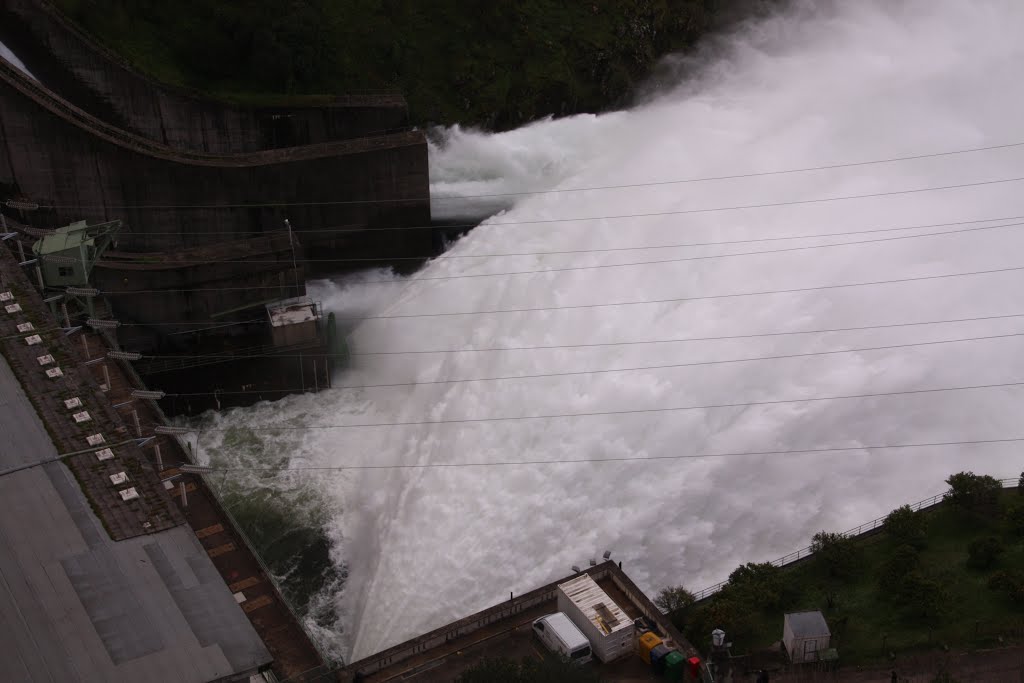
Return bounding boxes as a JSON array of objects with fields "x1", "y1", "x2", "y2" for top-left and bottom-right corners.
[{"x1": 638, "y1": 631, "x2": 663, "y2": 664}]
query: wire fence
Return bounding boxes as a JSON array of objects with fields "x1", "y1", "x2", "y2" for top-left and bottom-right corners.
[{"x1": 690, "y1": 477, "x2": 1019, "y2": 602}]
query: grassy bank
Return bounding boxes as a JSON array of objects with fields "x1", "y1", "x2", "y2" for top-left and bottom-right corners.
[
  {"x1": 50, "y1": 0, "x2": 725, "y2": 129},
  {"x1": 668, "y1": 474, "x2": 1024, "y2": 665}
]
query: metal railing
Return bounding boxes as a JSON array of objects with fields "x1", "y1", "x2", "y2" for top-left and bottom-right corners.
[{"x1": 690, "y1": 478, "x2": 1019, "y2": 602}]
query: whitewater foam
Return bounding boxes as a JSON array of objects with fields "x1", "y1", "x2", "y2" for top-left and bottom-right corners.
[{"x1": 202, "y1": 0, "x2": 1024, "y2": 660}]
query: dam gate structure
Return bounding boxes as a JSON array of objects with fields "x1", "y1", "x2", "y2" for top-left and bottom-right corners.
[{"x1": 0, "y1": 0, "x2": 434, "y2": 412}]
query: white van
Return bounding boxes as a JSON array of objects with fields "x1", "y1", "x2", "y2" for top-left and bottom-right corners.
[{"x1": 532, "y1": 612, "x2": 593, "y2": 664}]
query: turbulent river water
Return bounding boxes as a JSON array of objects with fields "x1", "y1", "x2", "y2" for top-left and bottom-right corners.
[{"x1": 193, "y1": 0, "x2": 1024, "y2": 662}]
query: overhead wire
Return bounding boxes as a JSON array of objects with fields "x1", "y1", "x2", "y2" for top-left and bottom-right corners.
[
  {"x1": 162, "y1": 379, "x2": 1024, "y2": 431},
  {"x1": 337, "y1": 263, "x2": 1024, "y2": 321},
  {"x1": 94, "y1": 212, "x2": 1024, "y2": 263},
  {"x1": 54, "y1": 262, "x2": 1024, "y2": 331},
  {"x1": 172, "y1": 436, "x2": 1024, "y2": 472},
  {"x1": 85, "y1": 217, "x2": 1024, "y2": 295},
  {"x1": 349, "y1": 311, "x2": 1024, "y2": 356},
  {"x1": 86, "y1": 217, "x2": 1024, "y2": 277},
  {"x1": 29, "y1": 172, "x2": 1024, "y2": 236},
  {"x1": 37, "y1": 138, "x2": 1024, "y2": 211},
  {"x1": 155, "y1": 331, "x2": 1024, "y2": 394}
]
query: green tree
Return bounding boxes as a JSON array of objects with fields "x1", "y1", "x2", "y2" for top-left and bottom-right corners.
[
  {"x1": 457, "y1": 656, "x2": 603, "y2": 683},
  {"x1": 896, "y1": 570, "x2": 947, "y2": 621},
  {"x1": 1007, "y1": 502, "x2": 1024, "y2": 536},
  {"x1": 945, "y1": 472, "x2": 1002, "y2": 512},
  {"x1": 878, "y1": 544, "x2": 920, "y2": 593},
  {"x1": 727, "y1": 562, "x2": 794, "y2": 610},
  {"x1": 686, "y1": 594, "x2": 755, "y2": 650},
  {"x1": 810, "y1": 531, "x2": 862, "y2": 580},
  {"x1": 654, "y1": 585, "x2": 696, "y2": 615},
  {"x1": 988, "y1": 570, "x2": 1024, "y2": 607},
  {"x1": 966, "y1": 536, "x2": 1004, "y2": 570},
  {"x1": 885, "y1": 505, "x2": 928, "y2": 549}
]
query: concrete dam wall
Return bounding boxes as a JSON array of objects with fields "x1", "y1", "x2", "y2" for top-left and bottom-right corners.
[
  {"x1": 0, "y1": 56, "x2": 431, "y2": 255},
  {"x1": 0, "y1": 0, "x2": 409, "y2": 153},
  {"x1": 0, "y1": 3, "x2": 431, "y2": 383}
]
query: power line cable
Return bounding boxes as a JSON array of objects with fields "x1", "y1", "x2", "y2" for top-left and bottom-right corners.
[
  {"x1": 130, "y1": 311, "x2": 1024, "y2": 371},
  {"x1": 68, "y1": 263, "x2": 1024, "y2": 330},
  {"x1": 30, "y1": 173, "x2": 1024, "y2": 236},
  {"x1": 177, "y1": 379, "x2": 1024, "y2": 431},
  {"x1": 180, "y1": 436, "x2": 1024, "y2": 472},
  {"x1": 339, "y1": 263, "x2": 1024, "y2": 321},
  {"x1": 92, "y1": 218, "x2": 1024, "y2": 295},
  {"x1": 89, "y1": 217, "x2": 1024, "y2": 276},
  {"x1": 350, "y1": 312, "x2": 1024, "y2": 356},
  {"x1": 34, "y1": 264, "x2": 1024, "y2": 335},
  {"x1": 115, "y1": 213, "x2": 1024, "y2": 262},
  {"x1": 37, "y1": 139, "x2": 1024, "y2": 210},
  {"x1": 156, "y1": 331, "x2": 1024, "y2": 394}
]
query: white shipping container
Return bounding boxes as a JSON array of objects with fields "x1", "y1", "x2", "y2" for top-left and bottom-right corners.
[{"x1": 556, "y1": 574, "x2": 634, "y2": 663}]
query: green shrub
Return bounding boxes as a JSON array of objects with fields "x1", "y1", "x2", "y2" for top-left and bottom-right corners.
[
  {"x1": 896, "y1": 570, "x2": 948, "y2": 621},
  {"x1": 1006, "y1": 503, "x2": 1024, "y2": 537},
  {"x1": 988, "y1": 570, "x2": 1024, "y2": 608},
  {"x1": 727, "y1": 562, "x2": 794, "y2": 610},
  {"x1": 966, "y1": 537, "x2": 1004, "y2": 570},
  {"x1": 945, "y1": 472, "x2": 1002, "y2": 512},
  {"x1": 878, "y1": 544, "x2": 920, "y2": 592},
  {"x1": 884, "y1": 505, "x2": 928, "y2": 548},
  {"x1": 686, "y1": 594, "x2": 755, "y2": 649},
  {"x1": 811, "y1": 531, "x2": 862, "y2": 580}
]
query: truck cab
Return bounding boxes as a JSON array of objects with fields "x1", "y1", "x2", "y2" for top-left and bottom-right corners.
[{"x1": 532, "y1": 613, "x2": 593, "y2": 664}]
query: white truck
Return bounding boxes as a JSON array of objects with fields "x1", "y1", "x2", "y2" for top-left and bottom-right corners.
[
  {"x1": 532, "y1": 612, "x2": 593, "y2": 664},
  {"x1": 556, "y1": 574, "x2": 635, "y2": 663}
]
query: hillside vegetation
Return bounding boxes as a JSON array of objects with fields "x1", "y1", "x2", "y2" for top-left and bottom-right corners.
[
  {"x1": 662, "y1": 473, "x2": 1024, "y2": 665},
  {"x1": 51, "y1": 0, "x2": 733, "y2": 128}
]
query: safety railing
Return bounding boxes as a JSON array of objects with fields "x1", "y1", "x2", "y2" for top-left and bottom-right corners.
[{"x1": 690, "y1": 477, "x2": 1019, "y2": 602}]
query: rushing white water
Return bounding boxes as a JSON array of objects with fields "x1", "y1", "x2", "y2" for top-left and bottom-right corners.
[
  {"x1": 0, "y1": 39, "x2": 36, "y2": 80},
  {"x1": 202, "y1": 0, "x2": 1024, "y2": 660}
]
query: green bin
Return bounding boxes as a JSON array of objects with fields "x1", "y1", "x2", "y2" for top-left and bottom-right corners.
[{"x1": 663, "y1": 651, "x2": 686, "y2": 681}]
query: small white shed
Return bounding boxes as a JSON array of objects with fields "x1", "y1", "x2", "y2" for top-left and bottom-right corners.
[{"x1": 783, "y1": 611, "x2": 830, "y2": 663}]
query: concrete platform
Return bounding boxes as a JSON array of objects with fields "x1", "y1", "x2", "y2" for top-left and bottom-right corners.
[{"x1": 344, "y1": 562, "x2": 701, "y2": 683}]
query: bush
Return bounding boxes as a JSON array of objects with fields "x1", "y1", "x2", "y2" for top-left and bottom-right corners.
[
  {"x1": 896, "y1": 570, "x2": 948, "y2": 621},
  {"x1": 945, "y1": 472, "x2": 1003, "y2": 512},
  {"x1": 966, "y1": 536, "x2": 1004, "y2": 570},
  {"x1": 726, "y1": 562, "x2": 794, "y2": 610},
  {"x1": 810, "y1": 531, "x2": 862, "y2": 580},
  {"x1": 878, "y1": 544, "x2": 921, "y2": 593},
  {"x1": 987, "y1": 570, "x2": 1024, "y2": 608},
  {"x1": 686, "y1": 595, "x2": 755, "y2": 649},
  {"x1": 654, "y1": 585, "x2": 695, "y2": 615},
  {"x1": 885, "y1": 505, "x2": 928, "y2": 548},
  {"x1": 1007, "y1": 503, "x2": 1024, "y2": 537}
]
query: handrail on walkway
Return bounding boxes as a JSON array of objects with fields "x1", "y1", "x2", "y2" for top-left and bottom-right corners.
[{"x1": 689, "y1": 477, "x2": 1019, "y2": 602}]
